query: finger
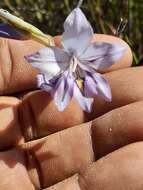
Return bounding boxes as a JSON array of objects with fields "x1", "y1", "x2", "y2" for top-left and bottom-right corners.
[
  {"x1": 46, "y1": 142, "x2": 143, "y2": 190},
  {"x1": 91, "y1": 100, "x2": 143, "y2": 158},
  {"x1": 90, "y1": 66, "x2": 143, "y2": 119},
  {"x1": 0, "y1": 97, "x2": 24, "y2": 150},
  {"x1": 54, "y1": 34, "x2": 132, "y2": 72},
  {"x1": 0, "y1": 34, "x2": 132, "y2": 95},
  {"x1": 1, "y1": 67, "x2": 143, "y2": 149},
  {"x1": 2, "y1": 101, "x2": 143, "y2": 188},
  {"x1": 20, "y1": 67, "x2": 143, "y2": 139},
  {"x1": 0, "y1": 148, "x2": 36, "y2": 190},
  {"x1": 20, "y1": 101, "x2": 143, "y2": 188},
  {"x1": 0, "y1": 123, "x2": 94, "y2": 189},
  {"x1": 0, "y1": 38, "x2": 44, "y2": 95},
  {"x1": 2, "y1": 142, "x2": 141, "y2": 190}
]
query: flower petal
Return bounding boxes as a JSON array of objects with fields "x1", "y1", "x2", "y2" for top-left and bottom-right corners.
[
  {"x1": 25, "y1": 47, "x2": 70, "y2": 80},
  {"x1": 52, "y1": 73, "x2": 74, "y2": 111},
  {"x1": 84, "y1": 73, "x2": 98, "y2": 98},
  {"x1": 0, "y1": 23, "x2": 24, "y2": 39},
  {"x1": 93, "y1": 73, "x2": 112, "y2": 101},
  {"x1": 80, "y1": 42, "x2": 127, "y2": 70},
  {"x1": 36, "y1": 74, "x2": 53, "y2": 92},
  {"x1": 74, "y1": 82, "x2": 93, "y2": 112},
  {"x1": 62, "y1": 8, "x2": 93, "y2": 56}
]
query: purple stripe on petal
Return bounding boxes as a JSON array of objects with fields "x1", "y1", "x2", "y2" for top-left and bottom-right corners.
[
  {"x1": 93, "y1": 72, "x2": 112, "y2": 101},
  {"x1": 25, "y1": 47, "x2": 70, "y2": 80},
  {"x1": 84, "y1": 74, "x2": 98, "y2": 98},
  {"x1": 0, "y1": 23, "x2": 25, "y2": 40},
  {"x1": 62, "y1": 8, "x2": 93, "y2": 56},
  {"x1": 36, "y1": 74, "x2": 53, "y2": 92},
  {"x1": 79, "y1": 42, "x2": 127, "y2": 71},
  {"x1": 74, "y1": 82, "x2": 93, "y2": 112},
  {"x1": 52, "y1": 73, "x2": 74, "y2": 111}
]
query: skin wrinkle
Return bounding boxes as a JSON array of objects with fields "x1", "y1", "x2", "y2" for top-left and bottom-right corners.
[
  {"x1": 18, "y1": 97, "x2": 38, "y2": 142},
  {"x1": 12, "y1": 102, "x2": 24, "y2": 146},
  {"x1": 0, "y1": 98, "x2": 24, "y2": 150},
  {"x1": 18, "y1": 100, "x2": 33, "y2": 142},
  {"x1": 46, "y1": 174, "x2": 82, "y2": 190},
  {"x1": 78, "y1": 173, "x2": 90, "y2": 190},
  {"x1": 25, "y1": 148, "x2": 43, "y2": 189},
  {"x1": 21, "y1": 123, "x2": 95, "y2": 188},
  {"x1": 7, "y1": 39, "x2": 15, "y2": 87},
  {"x1": 87, "y1": 121, "x2": 97, "y2": 162},
  {"x1": 90, "y1": 120, "x2": 100, "y2": 160},
  {"x1": 27, "y1": 100, "x2": 38, "y2": 139},
  {"x1": 0, "y1": 38, "x2": 12, "y2": 93}
]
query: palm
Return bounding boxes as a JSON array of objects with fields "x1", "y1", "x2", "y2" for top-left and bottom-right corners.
[{"x1": 0, "y1": 35, "x2": 142, "y2": 190}]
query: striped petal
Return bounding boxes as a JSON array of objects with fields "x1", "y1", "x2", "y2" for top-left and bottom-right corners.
[
  {"x1": 36, "y1": 74, "x2": 53, "y2": 92},
  {"x1": 25, "y1": 47, "x2": 70, "y2": 80},
  {"x1": 84, "y1": 73, "x2": 98, "y2": 98},
  {"x1": 74, "y1": 82, "x2": 94, "y2": 112},
  {"x1": 79, "y1": 42, "x2": 127, "y2": 71},
  {"x1": 93, "y1": 72, "x2": 112, "y2": 101},
  {"x1": 62, "y1": 8, "x2": 93, "y2": 56},
  {"x1": 52, "y1": 73, "x2": 74, "y2": 111}
]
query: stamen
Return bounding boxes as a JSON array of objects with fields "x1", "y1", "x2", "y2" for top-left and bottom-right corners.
[
  {"x1": 72, "y1": 60, "x2": 78, "y2": 72},
  {"x1": 69, "y1": 56, "x2": 78, "y2": 73},
  {"x1": 77, "y1": 0, "x2": 84, "y2": 8},
  {"x1": 115, "y1": 18, "x2": 128, "y2": 37}
]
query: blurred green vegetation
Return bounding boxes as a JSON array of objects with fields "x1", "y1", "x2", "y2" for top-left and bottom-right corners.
[{"x1": 0, "y1": 0, "x2": 142, "y2": 64}]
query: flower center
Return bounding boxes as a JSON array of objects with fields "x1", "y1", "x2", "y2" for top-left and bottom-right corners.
[
  {"x1": 69, "y1": 56, "x2": 84, "y2": 90},
  {"x1": 76, "y1": 79, "x2": 83, "y2": 89}
]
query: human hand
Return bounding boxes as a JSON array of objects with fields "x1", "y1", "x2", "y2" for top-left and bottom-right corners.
[{"x1": 0, "y1": 34, "x2": 142, "y2": 190}]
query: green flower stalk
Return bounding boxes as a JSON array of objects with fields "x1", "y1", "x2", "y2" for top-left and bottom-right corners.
[{"x1": 0, "y1": 9, "x2": 54, "y2": 46}]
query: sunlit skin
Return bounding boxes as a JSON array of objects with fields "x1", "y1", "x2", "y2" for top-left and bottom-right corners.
[{"x1": 1, "y1": 34, "x2": 143, "y2": 190}]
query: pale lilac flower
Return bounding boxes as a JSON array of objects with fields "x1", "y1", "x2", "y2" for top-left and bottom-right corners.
[{"x1": 25, "y1": 8, "x2": 126, "y2": 112}]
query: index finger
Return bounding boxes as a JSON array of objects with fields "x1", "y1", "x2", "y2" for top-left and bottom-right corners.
[
  {"x1": 0, "y1": 38, "x2": 44, "y2": 95},
  {"x1": 0, "y1": 34, "x2": 132, "y2": 95}
]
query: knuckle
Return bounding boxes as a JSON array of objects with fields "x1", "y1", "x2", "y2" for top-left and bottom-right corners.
[{"x1": 18, "y1": 97, "x2": 38, "y2": 142}]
